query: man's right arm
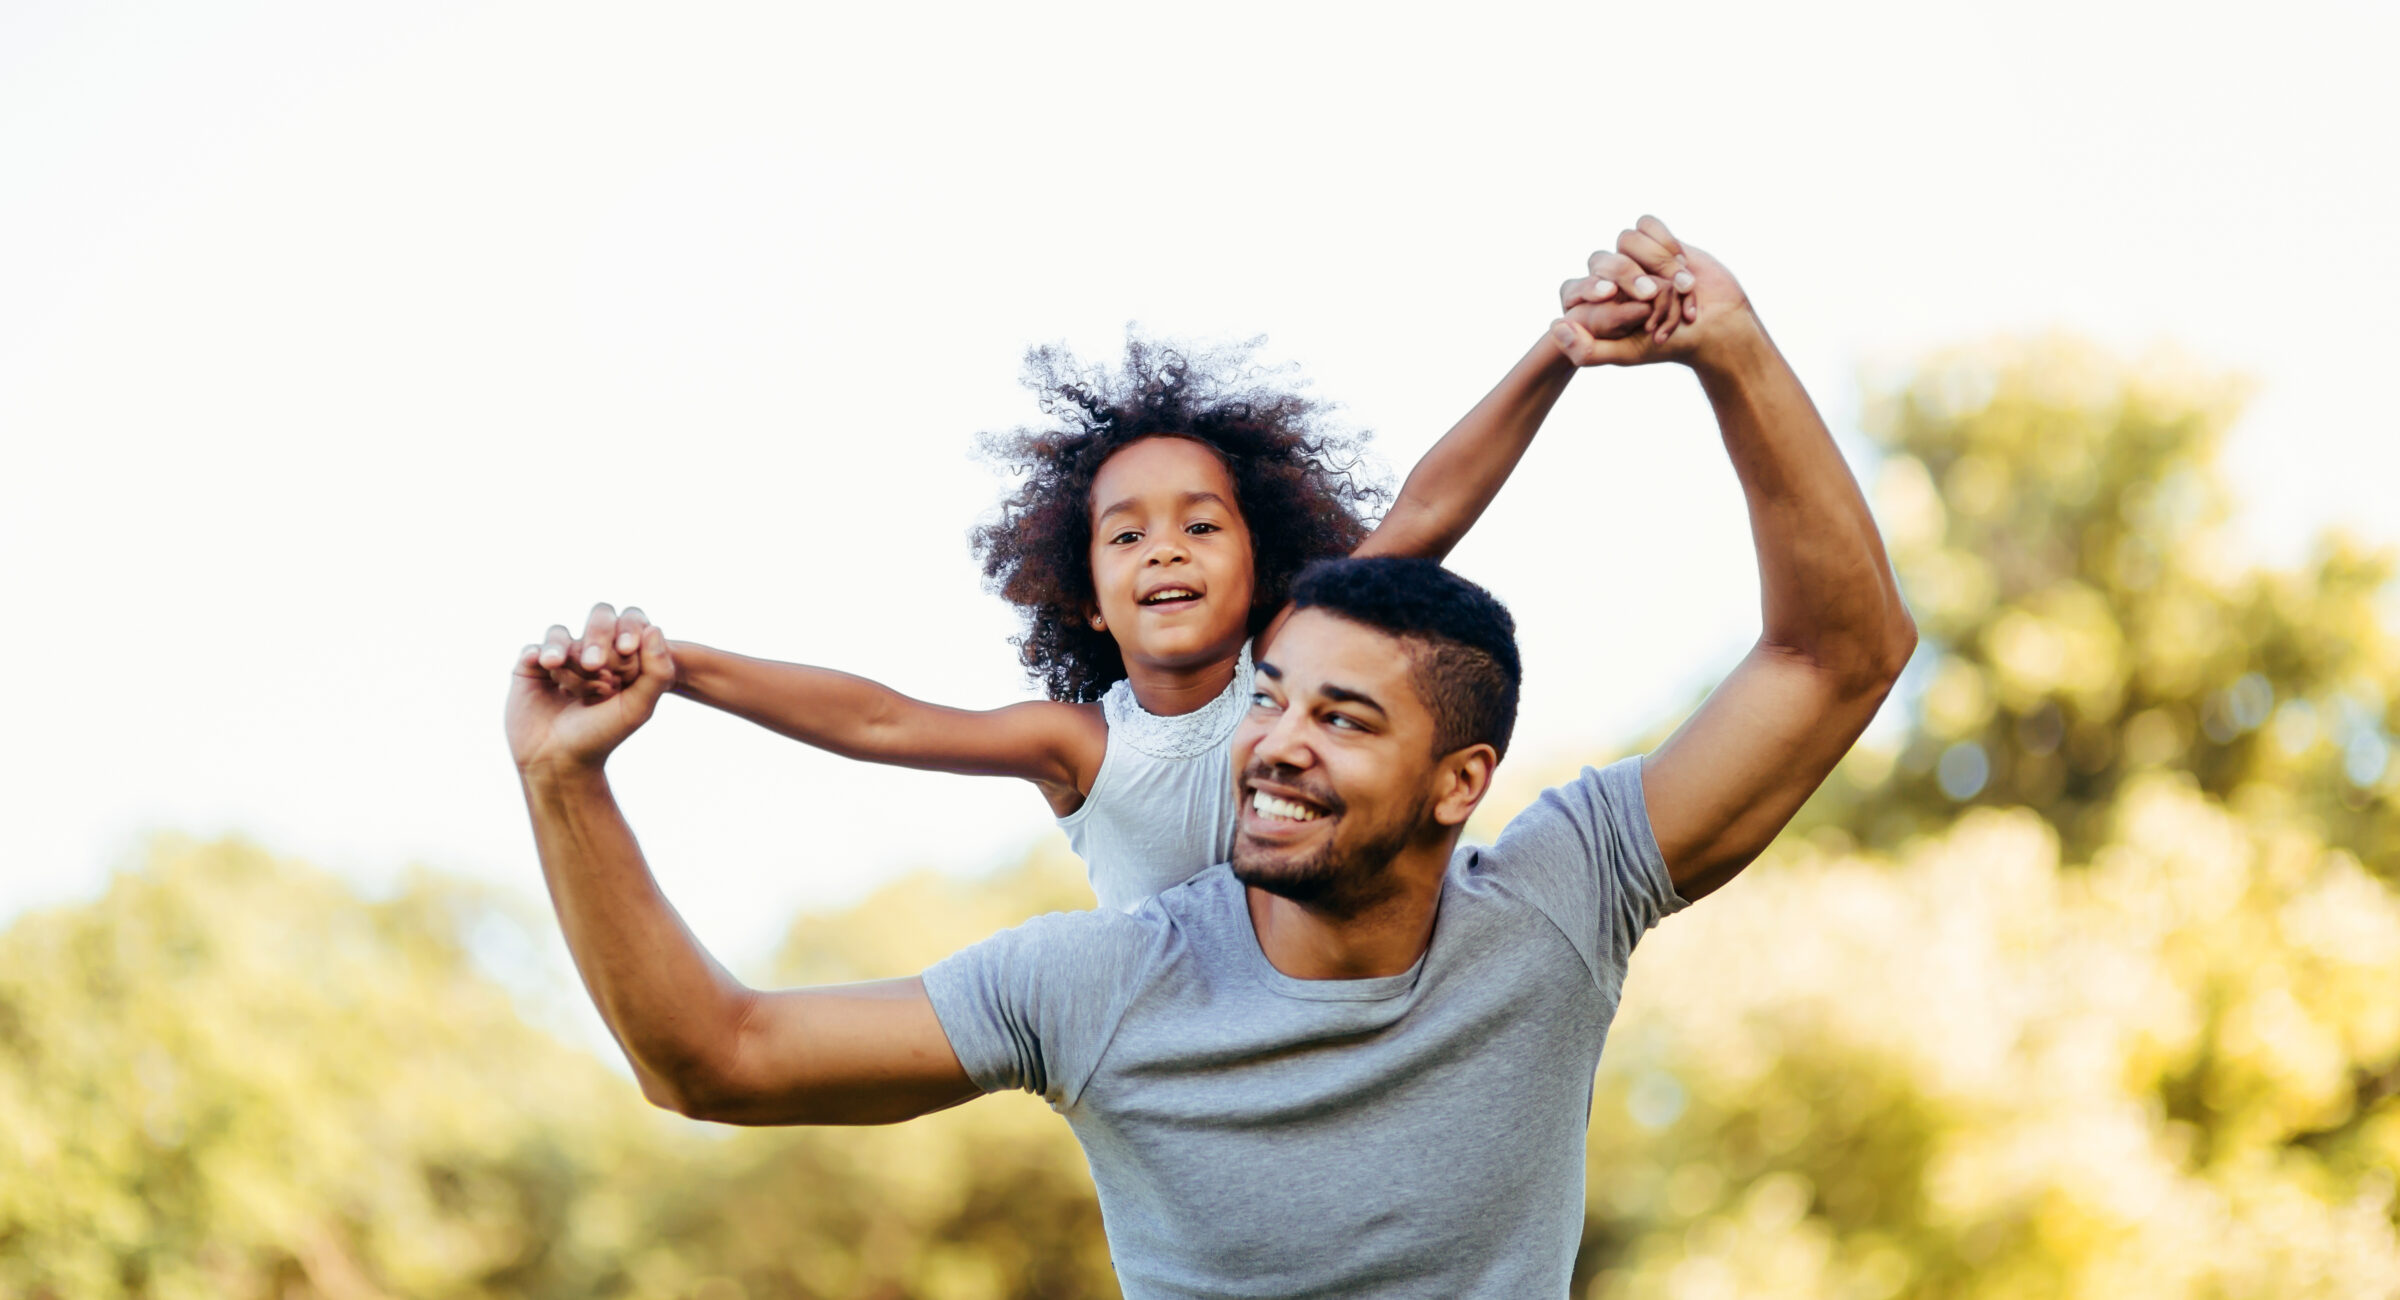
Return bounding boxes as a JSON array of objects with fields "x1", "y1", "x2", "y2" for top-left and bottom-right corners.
[{"x1": 510, "y1": 619, "x2": 982, "y2": 1126}]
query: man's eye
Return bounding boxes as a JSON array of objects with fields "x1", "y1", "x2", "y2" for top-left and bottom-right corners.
[
  {"x1": 1327, "y1": 713, "x2": 1365, "y2": 732},
  {"x1": 1249, "y1": 691, "x2": 1281, "y2": 711}
]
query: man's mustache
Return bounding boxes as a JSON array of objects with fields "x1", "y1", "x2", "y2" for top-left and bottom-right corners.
[{"x1": 1240, "y1": 764, "x2": 1344, "y2": 817}]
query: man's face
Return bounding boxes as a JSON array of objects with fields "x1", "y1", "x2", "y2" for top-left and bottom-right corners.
[
  {"x1": 1086, "y1": 437, "x2": 1258, "y2": 672},
  {"x1": 1230, "y1": 609, "x2": 1447, "y2": 906}
]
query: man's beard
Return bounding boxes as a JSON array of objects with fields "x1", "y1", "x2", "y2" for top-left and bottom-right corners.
[{"x1": 1230, "y1": 770, "x2": 1429, "y2": 911}]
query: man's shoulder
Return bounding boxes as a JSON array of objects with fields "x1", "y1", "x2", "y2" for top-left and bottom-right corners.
[
  {"x1": 1137, "y1": 860, "x2": 1243, "y2": 917},
  {"x1": 1460, "y1": 755, "x2": 1683, "y2": 971},
  {"x1": 1478, "y1": 756, "x2": 1651, "y2": 864},
  {"x1": 950, "y1": 864, "x2": 1242, "y2": 978}
]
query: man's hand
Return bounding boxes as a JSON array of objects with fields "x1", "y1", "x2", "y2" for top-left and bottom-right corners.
[
  {"x1": 1553, "y1": 217, "x2": 1749, "y2": 368},
  {"x1": 508, "y1": 603, "x2": 676, "y2": 774},
  {"x1": 535, "y1": 603, "x2": 657, "y2": 704},
  {"x1": 1556, "y1": 221, "x2": 1693, "y2": 348}
]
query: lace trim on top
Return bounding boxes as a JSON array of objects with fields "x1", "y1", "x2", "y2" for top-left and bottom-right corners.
[{"x1": 1098, "y1": 642, "x2": 1255, "y2": 760}]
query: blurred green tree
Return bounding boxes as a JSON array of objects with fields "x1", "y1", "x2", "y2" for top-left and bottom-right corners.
[
  {"x1": 1810, "y1": 336, "x2": 2397, "y2": 870},
  {"x1": 1554, "y1": 336, "x2": 2400, "y2": 1298},
  {"x1": 0, "y1": 837, "x2": 1116, "y2": 1300},
  {"x1": 0, "y1": 837, "x2": 683, "y2": 1298}
]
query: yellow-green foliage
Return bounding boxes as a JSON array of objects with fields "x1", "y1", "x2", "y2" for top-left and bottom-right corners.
[
  {"x1": 0, "y1": 840, "x2": 1112, "y2": 1299},
  {"x1": 0, "y1": 840, "x2": 682, "y2": 1298},
  {"x1": 2, "y1": 337, "x2": 2395, "y2": 1297}
]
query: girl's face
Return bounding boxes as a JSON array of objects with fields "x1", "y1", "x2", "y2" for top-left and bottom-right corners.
[{"x1": 1086, "y1": 437, "x2": 1259, "y2": 673}]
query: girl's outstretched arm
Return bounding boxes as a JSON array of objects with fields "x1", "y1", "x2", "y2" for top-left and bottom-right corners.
[
  {"x1": 534, "y1": 608, "x2": 1105, "y2": 815},
  {"x1": 1352, "y1": 237, "x2": 1693, "y2": 563},
  {"x1": 671, "y1": 643, "x2": 1107, "y2": 815}
]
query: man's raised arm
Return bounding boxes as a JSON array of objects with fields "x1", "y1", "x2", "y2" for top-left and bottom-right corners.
[
  {"x1": 506, "y1": 603, "x2": 979, "y2": 1125},
  {"x1": 1552, "y1": 219, "x2": 1918, "y2": 901}
]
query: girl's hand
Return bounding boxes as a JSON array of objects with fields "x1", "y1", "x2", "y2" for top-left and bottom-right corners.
[
  {"x1": 1554, "y1": 215, "x2": 1703, "y2": 354},
  {"x1": 535, "y1": 603, "x2": 658, "y2": 702},
  {"x1": 508, "y1": 616, "x2": 677, "y2": 775},
  {"x1": 1552, "y1": 217, "x2": 1752, "y2": 368}
]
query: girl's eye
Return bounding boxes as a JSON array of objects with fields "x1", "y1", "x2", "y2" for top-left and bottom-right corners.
[
  {"x1": 1187, "y1": 522, "x2": 1219, "y2": 535},
  {"x1": 1111, "y1": 531, "x2": 1142, "y2": 545}
]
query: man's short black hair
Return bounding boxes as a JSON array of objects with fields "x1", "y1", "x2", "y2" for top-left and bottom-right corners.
[{"x1": 1288, "y1": 556, "x2": 1521, "y2": 760}]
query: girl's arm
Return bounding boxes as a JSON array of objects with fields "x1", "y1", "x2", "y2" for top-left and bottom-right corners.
[
  {"x1": 1351, "y1": 336, "x2": 1578, "y2": 562},
  {"x1": 669, "y1": 641, "x2": 1108, "y2": 815},
  {"x1": 1353, "y1": 241, "x2": 1691, "y2": 563}
]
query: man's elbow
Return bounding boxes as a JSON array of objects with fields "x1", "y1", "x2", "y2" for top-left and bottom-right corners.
[
  {"x1": 632, "y1": 1055, "x2": 737, "y2": 1121},
  {"x1": 1813, "y1": 603, "x2": 1917, "y2": 700},
  {"x1": 1871, "y1": 606, "x2": 1919, "y2": 685},
  {"x1": 623, "y1": 1016, "x2": 762, "y2": 1122}
]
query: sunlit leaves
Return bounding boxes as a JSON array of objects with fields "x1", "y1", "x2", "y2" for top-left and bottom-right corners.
[{"x1": 1565, "y1": 336, "x2": 2400, "y2": 1297}]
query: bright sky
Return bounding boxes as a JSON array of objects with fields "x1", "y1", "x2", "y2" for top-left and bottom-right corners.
[{"x1": 5, "y1": 0, "x2": 2394, "y2": 964}]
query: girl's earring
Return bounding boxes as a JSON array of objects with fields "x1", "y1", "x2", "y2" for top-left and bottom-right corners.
[{"x1": 1090, "y1": 615, "x2": 1107, "y2": 631}]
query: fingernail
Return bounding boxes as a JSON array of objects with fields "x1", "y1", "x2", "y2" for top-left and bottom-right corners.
[
  {"x1": 582, "y1": 645, "x2": 604, "y2": 668},
  {"x1": 1634, "y1": 276, "x2": 1657, "y2": 297},
  {"x1": 1674, "y1": 271, "x2": 1695, "y2": 292},
  {"x1": 617, "y1": 633, "x2": 638, "y2": 653}
]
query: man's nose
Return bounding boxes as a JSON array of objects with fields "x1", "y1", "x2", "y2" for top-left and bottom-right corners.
[{"x1": 1250, "y1": 707, "x2": 1314, "y2": 773}]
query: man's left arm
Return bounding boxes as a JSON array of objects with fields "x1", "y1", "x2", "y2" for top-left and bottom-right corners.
[{"x1": 1554, "y1": 219, "x2": 1918, "y2": 902}]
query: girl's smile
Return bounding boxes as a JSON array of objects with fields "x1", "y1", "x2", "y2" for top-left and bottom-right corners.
[{"x1": 1087, "y1": 436, "x2": 1259, "y2": 692}]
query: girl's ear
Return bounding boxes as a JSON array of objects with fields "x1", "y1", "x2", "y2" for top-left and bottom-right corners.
[{"x1": 1089, "y1": 610, "x2": 1107, "y2": 631}]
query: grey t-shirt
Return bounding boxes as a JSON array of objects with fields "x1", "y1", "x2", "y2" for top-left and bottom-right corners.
[{"x1": 922, "y1": 757, "x2": 1687, "y2": 1299}]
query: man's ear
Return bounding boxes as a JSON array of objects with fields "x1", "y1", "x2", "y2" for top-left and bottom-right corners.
[{"x1": 1431, "y1": 744, "x2": 1499, "y2": 829}]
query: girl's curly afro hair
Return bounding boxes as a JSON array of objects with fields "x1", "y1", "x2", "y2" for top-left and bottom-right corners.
[{"x1": 971, "y1": 333, "x2": 1389, "y2": 703}]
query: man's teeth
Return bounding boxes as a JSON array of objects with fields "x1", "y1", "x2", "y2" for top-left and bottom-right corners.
[{"x1": 1251, "y1": 790, "x2": 1323, "y2": 822}]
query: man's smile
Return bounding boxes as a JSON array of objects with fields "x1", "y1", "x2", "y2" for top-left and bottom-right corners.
[
  {"x1": 1250, "y1": 790, "x2": 1322, "y2": 822},
  {"x1": 1239, "y1": 776, "x2": 1338, "y2": 842}
]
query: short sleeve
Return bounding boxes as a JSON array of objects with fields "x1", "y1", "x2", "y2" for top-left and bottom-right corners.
[
  {"x1": 920, "y1": 908, "x2": 1155, "y2": 1108},
  {"x1": 1480, "y1": 756, "x2": 1689, "y2": 987}
]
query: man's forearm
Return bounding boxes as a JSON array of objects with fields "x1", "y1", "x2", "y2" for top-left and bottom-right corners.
[
  {"x1": 1362, "y1": 336, "x2": 1576, "y2": 561},
  {"x1": 520, "y1": 760, "x2": 751, "y2": 1110},
  {"x1": 1695, "y1": 320, "x2": 1913, "y2": 682}
]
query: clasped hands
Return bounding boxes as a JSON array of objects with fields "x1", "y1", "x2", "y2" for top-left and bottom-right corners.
[
  {"x1": 1552, "y1": 215, "x2": 1748, "y2": 366},
  {"x1": 506, "y1": 603, "x2": 670, "y2": 774}
]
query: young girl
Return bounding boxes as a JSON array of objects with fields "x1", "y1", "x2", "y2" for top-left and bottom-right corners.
[{"x1": 538, "y1": 237, "x2": 1692, "y2": 910}]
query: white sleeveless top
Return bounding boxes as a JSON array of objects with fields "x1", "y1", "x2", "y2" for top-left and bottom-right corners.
[{"x1": 1058, "y1": 643, "x2": 1254, "y2": 911}]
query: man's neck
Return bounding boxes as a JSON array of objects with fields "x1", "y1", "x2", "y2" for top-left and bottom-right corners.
[{"x1": 1243, "y1": 834, "x2": 1458, "y2": 981}]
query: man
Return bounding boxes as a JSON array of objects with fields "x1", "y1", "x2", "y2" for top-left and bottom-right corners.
[{"x1": 506, "y1": 219, "x2": 1916, "y2": 1297}]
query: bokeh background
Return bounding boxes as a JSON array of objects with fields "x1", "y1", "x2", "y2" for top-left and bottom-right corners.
[{"x1": 5, "y1": 1, "x2": 2397, "y2": 1296}]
